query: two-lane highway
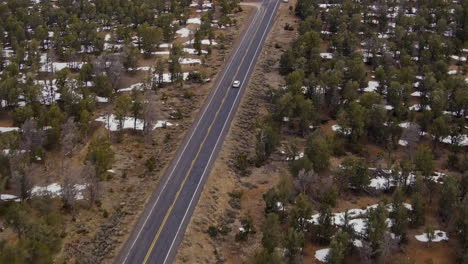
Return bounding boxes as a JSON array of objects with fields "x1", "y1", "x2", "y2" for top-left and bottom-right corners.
[{"x1": 115, "y1": 0, "x2": 281, "y2": 263}]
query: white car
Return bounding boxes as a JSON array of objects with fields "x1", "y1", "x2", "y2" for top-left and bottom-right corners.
[{"x1": 232, "y1": 80, "x2": 241, "y2": 88}]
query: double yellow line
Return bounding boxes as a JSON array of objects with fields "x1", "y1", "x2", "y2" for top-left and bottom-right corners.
[{"x1": 140, "y1": 4, "x2": 270, "y2": 264}]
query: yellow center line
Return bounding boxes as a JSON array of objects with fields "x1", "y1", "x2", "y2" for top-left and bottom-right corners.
[{"x1": 140, "y1": 5, "x2": 269, "y2": 264}]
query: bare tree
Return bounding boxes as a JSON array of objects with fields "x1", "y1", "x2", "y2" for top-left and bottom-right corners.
[
  {"x1": 93, "y1": 54, "x2": 107, "y2": 75},
  {"x1": 294, "y1": 168, "x2": 333, "y2": 206},
  {"x1": 61, "y1": 165, "x2": 79, "y2": 218},
  {"x1": 285, "y1": 138, "x2": 300, "y2": 162},
  {"x1": 379, "y1": 232, "x2": 399, "y2": 264},
  {"x1": 20, "y1": 118, "x2": 45, "y2": 153},
  {"x1": 358, "y1": 240, "x2": 373, "y2": 264},
  {"x1": 107, "y1": 55, "x2": 124, "y2": 92},
  {"x1": 154, "y1": 58, "x2": 165, "y2": 87},
  {"x1": 142, "y1": 91, "x2": 159, "y2": 142},
  {"x1": 9, "y1": 154, "x2": 35, "y2": 200},
  {"x1": 81, "y1": 162, "x2": 99, "y2": 207},
  {"x1": 60, "y1": 117, "x2": 79, "y2": 157},
  {"x1": 93, "y1": 54, "x2": 125, "y2": 92},
  {"x1": 293, "y1": 169, "x2": 314, "y2": 194},
  {"x1": 401, "y1": 122, "x2": 421, "y2": 161}
]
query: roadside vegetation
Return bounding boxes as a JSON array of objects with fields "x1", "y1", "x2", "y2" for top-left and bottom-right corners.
[{"x1": 0, "y1": 0, "x2": 242, "y2": 262}]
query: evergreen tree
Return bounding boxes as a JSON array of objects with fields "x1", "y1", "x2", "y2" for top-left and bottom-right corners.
[
  {"x1": 262, "y1": 213, "x2": 282, "y2": 253},
  {"x1": 316, "y1": 203, "x2": 334, "y2": 244},
  {"x1": 365, "y1": 203, "x2": 388, "y2": 256},
  {"x1": 292, "y1": 193, "x2": 312, "y2": 231},
  {"x1": 326, "y1": 231, "x2": 351, "y2": 264},
  {"x1": 439, "y1": 175, "x2": 460, "y2": 223}
]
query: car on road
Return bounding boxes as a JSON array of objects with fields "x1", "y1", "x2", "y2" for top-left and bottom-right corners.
[{"x1": 232, "y1": 80, "x2": 241, "y2": 88}]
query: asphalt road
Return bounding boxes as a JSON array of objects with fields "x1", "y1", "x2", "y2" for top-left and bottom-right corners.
[{"x1": 115, "y1": 0, "x2": 281, "y2": 263}]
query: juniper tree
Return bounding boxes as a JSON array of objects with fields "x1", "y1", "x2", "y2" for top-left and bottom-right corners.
[{"x1": 262, "y1": 213, "x2": 281, "y2": 253}]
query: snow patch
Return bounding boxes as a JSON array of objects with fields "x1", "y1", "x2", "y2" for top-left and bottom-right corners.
[
  {"x1": 31, "y1": 183, "x2": 87, "y2": 200},
  {"x1": 320, "y1": 53, "x2": 333, "y2": 59},
  {"x1": 187, "y1": 18, "x2": 201, "y2": 24},
  {"x1": 176, "y1": 28, "x2": 192, "y2": 38},
  {"x1": 95, "y1": 114, "x2": 173, "y2": 131},
  {"x1": 415, "y1": 230, "x2": 448, "y2": 242},
  {"x1": 363, "y1": 81, "x2": 379, "y2": 92},
  {"x1": 315, "y1": 248, "x2": 330, "y2": 262},
  {"x1": 0, "y1": 127, "x2": 20, "y2": 133}
]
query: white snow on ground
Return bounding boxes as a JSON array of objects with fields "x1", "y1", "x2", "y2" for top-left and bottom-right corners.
[
  {"x1": 309, "y1": 203, "x2": 412, "y2": 249},
  {"x1": 411, "y1": 91, "x2": 422, "y2": 97},
  {"x1": 318, "y1": 3, "x2": 340, "y2": 8},
  {"x1": 0, "y1": 127, "x2": 20, "y2": 133},
  {"x1": 384, "y1": 105, "x2": 394, "y2": 110},
  {"x1": 409, "y1": 104, "x2": 431, "y2": 111},
  {"x1": 368, "y1": 168, "x2": 446, "y2": 190},
  {"x1": 320, "y1": 53, "x2": 333, "y2": 59},
  {"x1": 118, "y1": 82, "x2": 145, "y2": 92},
  {"x1": 286, "y1": 152, "x2": 304, "y2": 161},
  {"x1": 184, "y1": 39, "x2": 218, "y2": 45},
  {"x1": 450, "y1": 55, "x2": 467, "y2": 62},
  {"x1": 34, "y1": 79, "x2": 88, "y2": 105},
  {"x1": 152, "y1": 51, "x2": 170, "y2": 55},
  {"x1": 2, "y1": 149, "x2": 26, "y2": 155},
  {"x1": 96, "y1": 96, "x2": 109, "y2": 103},
  {"x1": 104, "y1": 43, "x2": 124, "y2": 51},
  {"x1": 118, "y1": 73, "x2": 190, "y2": 92},
  {"x1": 369, "y1": 174, "x2": 404, "y2": 190},
  {"x1": 441, "y1": 134, "x2": 468, "y2": 147},
  {"x1": 104, "y1": 33, "x2": 112, "y2": 41},
  {"x1": 183, "y1": 48, "x2": 208, "y2": 54},
  {"x1": 448, "y1": 70, "x2": 458, "y2": 75},
  {"x1": 398, "y1": 139, "x2": 408, "y2": 146},
  {"x1": 137, "y1": 66, "x2": 152, "y2": 71},
  {"x1": 276, "y1": 202, "x2": 284, "y2": 211},
  {"x1": 176, "y1": 28, "x2": 192, "y2": 38},
  {"x1": 179, "y1": 58, "x2": 202, "y2": 64},
  {"x1": 363, "y1": 81, "x2": 379, "y2": 92},
  {"x1": 31, "y1": 183, "x2": 87, "y2": 200},
  {"x1": 415, "y1": 230, "x2": 448, "y2": 242},
  {"x1": 353, "y1": 239, "x2": 363, "y2": 248},
  {"x1": 443, "y1": 110, "x2": 468, "y2": 119},
  {"x1": 315, "y1": 248, "x2": 330, "y2": 262},
  {"x1": 187, "y1": 17, "x2": 201, "y2": 24},
  {"x1": 0, "y1": 194, "x2": 21, "y2": 202},
  {"x1": 159, "y1": 43, "x2": 172, "y2": 48},
  {"x1": 331, "y1": 124, "x2": 351, "y2": 135},
  {"x1": 398, "y1": 120, "x2": 467, "y2": 147},
  {"x1": 40, "y1": 62, "x2": 84, "y2": 72},
  {"x1": 95, "y1": 114, "x2": 173, "y2": 131},
  {"x1": 398, "y1": 122, "x2": 412, "y2": 128}
]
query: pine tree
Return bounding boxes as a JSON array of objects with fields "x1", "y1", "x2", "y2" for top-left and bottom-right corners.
[
  {"x1": 411, "y1": 191, "x2": 425, "y2": 227},
  {"x1": 262, "y1": 213, "x2": 281, "y2": 253},
  {"x1": 365, "y1": 203, "x2": 388, "y2": 256},
  {"x1": 439, "y1": 176, "x2": 460, "y2": 223},
  {"x1": 326, "y1": 231, "x2": 350, "y2": 264},
  {"x1": 283, "y1": 227, "x2": 304, "y2": 263},
  {"x1": 292, "y1": 193, "x2": 312, "y2": 231},
  {"x1": 316, "y1": 203, "x2": 334, "y2": 244}
]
